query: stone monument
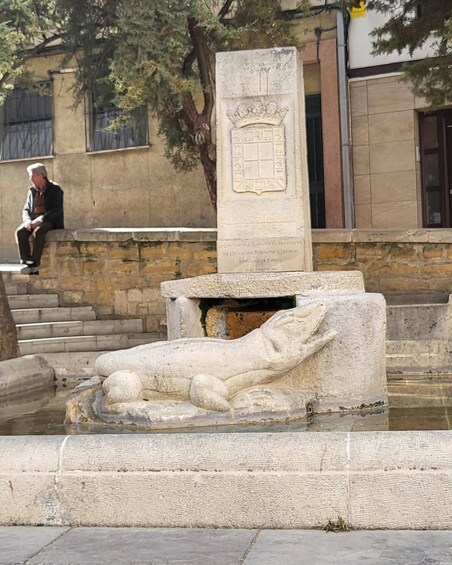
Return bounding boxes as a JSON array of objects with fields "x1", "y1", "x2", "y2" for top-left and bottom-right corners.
[
  {"x1": 67, "y1": 47, "x2": 387, "y2": 430},
  {"x1": 215, "y1": 47, "x2": 312, "y2": 273}
]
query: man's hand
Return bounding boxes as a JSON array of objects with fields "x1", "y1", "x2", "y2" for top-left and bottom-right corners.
[
  {"x1": 24, "y1": 220, "x2": 33, "y2": 231},
  {"x1": 30, "y1": 217, "x2": 43, "y2": 229}
]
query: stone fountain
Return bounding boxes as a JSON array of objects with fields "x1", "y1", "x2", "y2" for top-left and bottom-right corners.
[
  {"x1": 67, "y1": 47, "x2": 387, "y2": 430},
  {"x1": 2, "y1": 48, "x2": 450, "y2": 532}
]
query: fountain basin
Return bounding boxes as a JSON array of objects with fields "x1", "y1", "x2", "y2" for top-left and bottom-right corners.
[
  {"x1": 0, "y1": 377, "x2": 451, "y2": 529},
  {"x1": 0, "y1": 430, "x2": 450, "y2": 529}
]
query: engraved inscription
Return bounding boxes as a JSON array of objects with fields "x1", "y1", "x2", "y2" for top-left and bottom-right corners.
[
  {"x1": 218, "y1": 239, "x2": 304, "y2": 272},
  {"x1": 258, "y1": 64, "x2": 270, "y2": 95},
  {"x1": 231, "y1": 127, "x2": 286, "y2": 195}
]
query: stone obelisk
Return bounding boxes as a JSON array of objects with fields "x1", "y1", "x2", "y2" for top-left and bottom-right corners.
[{"x1": 215, "y1": 47, "x2": 312, "y2": 273}]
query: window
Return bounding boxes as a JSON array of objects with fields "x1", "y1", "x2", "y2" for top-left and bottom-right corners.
[
  {"x1": 415, "y1": 1, "x2": 451, "y2": 21},
  {"x1": 87, "y1": 94, "x2": 148, "y2": 152},
  {"x1": 0, "y1": 83, "x2": 53, "y2": 161},
  {"x1": 305, "y1": 94, "x2": 325, "y2": 229},
  {"x1": 419, "y1": 111, "x2": 452, "y2": 228}
]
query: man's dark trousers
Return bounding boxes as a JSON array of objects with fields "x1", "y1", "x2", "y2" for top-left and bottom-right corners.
[{"x1": 15, "y1": 221, "x2": 55, "y2": 266}]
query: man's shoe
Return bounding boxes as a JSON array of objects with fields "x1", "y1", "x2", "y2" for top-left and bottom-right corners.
[{"x1": 20, "y1": 263, "x2": 39, "y2": 275}]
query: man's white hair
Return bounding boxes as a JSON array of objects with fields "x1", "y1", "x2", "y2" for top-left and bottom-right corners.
[{"x1": 26, "y1": 163, "x2": 47, "y2": 178}]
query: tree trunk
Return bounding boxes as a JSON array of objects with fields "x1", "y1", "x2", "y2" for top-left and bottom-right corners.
[
  {"x1": 181, "y1": 92, "x2": 217, "y2": 210},
  {"x1": 0, "y1": 274, "x2": 20, "y2": 361},
  {"x1": 183, "y1": 18, "x2": 217, "y2": 209},
  {"x1": 198, "y1": 142, "x2": 217, "y2": 210}
]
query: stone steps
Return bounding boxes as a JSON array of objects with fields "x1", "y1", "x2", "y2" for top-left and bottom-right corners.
[
  {"x1": 8, "y1": 293, "x2": 60, "y2": 309},
  {"x1": 2, "y1": 269, "x2": 157, "y2": 355},
  {"x1": 16, "y1": 318, "x2": 143, "y2": 340},
  {"x1": 12, "y1": 306, "x2": 97, "y2": 324},
  {"x1": 386, "y1": 339, "x2": 452, "y2": 372},
  {"x1": 19, "y1": 333, "x2": 157, "y2": 355}
]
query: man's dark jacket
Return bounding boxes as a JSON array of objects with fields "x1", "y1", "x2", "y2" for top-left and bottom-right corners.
[{"x1": 22, "y1": 179, "x2": 64, "y2": 228}]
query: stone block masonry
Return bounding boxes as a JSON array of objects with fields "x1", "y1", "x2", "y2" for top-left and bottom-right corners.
[
  {"x1": 19, "y1": 228, "x2": 452, "y2": 340},
  {"x1": 35, "y1": 229, "x2": 217, "y2": 339}
]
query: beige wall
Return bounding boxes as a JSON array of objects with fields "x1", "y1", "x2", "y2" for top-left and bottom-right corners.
[
  {"x1": 350, "y1": 74, "x2": 422, "y2": 229},
  {"x1": 1, "y1": 38, "x2": 345, "y2": 262},
  {"x1": 0, "y1": 52, "x2": 216, "y2": 261}
]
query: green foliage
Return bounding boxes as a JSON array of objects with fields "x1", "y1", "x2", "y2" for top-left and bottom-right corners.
[
  {"x1": 323, "y1": 516, "x2": 353, "y2": 532},
  {"x1": 0, "y1": 0, "x2": 65, "y2": 104},
  {"x1": 67, "y1": 0, "x2": 309, "y2": 171},
  {"x1": 0, "y1": 0, "x2": 310, "y2": 199}
]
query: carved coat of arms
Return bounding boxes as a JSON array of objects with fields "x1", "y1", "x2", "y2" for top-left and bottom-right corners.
[{"x1": 227, "y1": 100, "x2": 288, "y2": 195}]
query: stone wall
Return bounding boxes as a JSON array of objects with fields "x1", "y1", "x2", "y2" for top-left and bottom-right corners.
[
  {"x1": 22, "y1": 229, "x2": 452, "y2": 340},
  {"x1": 34, "y1": 229, "x2": 217, "y2": 338},
  {"x1": 313, "y1": 230, "x2": 452, "y2": 298}
]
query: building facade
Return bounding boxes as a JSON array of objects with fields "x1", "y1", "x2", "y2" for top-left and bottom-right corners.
[{"x1": 0, "y1": 1, "x2": 450, "y2": 260}]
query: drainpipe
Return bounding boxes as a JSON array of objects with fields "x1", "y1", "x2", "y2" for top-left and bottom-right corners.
[{"x1": 336, "y1": 9, "x2": 354, "y2": 228}]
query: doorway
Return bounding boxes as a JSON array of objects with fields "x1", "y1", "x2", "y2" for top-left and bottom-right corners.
[{"x1": 419, "y1": 110, "x2": 452, "y2": 227}]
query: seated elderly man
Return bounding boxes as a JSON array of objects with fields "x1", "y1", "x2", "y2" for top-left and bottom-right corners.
[{"x1": 15, "y1": 163, "x2": 64, "y2": 275}]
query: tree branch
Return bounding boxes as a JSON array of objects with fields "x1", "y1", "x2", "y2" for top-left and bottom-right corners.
[
  {"x1": 217, "y1": 0, "x2": 235, "y2": 22},
  {"x1": 187, "y1": 17, "x2": 214, "y2": 124}
]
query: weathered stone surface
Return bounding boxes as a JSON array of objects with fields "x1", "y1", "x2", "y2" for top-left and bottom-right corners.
[
  {"x1": 90, "y1": 303, "x2": 336, "y2": 422},
  {"x1": 289, "y1": 293, "x2": 387, "y2": 412},
  {"x1": 205, "y1": 307, "x2": 277, "y2": 339},
  {"x1": 0, "y1": 355, "x2": 54, "y2": 398},
  {"x1": 216, "y1": 47, "x2": 312, "y2": 273},
  {"x1": 387, "y1": 299, "x2": 452, "y2": 340},
  {"x1": 161, "y1": 271, "x2": 364, "y2": 299},
  {"x1": 70, "y1": 289, "x2": 387, "y2": 428},
  {"x1": 14, "y1": 229, "x2": 452, "y2": 345},
  {"x1": 0, "y1": 432, "x2": 451, "y2": 528},
  {"x1": 166, "y1": 297, "x2": 204, "y2": 340}
]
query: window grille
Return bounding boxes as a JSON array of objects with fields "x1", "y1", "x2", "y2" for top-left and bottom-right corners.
[
  {"x1": 0, "y1": 83, "x2": 53, "y2": 161},
  {"x1": 88, "y1": 98, "x2": 148, "y2": 152}
]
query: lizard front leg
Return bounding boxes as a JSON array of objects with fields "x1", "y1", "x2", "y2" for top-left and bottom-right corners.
[{"x1": 189, "y1": 374, "x2": 231, "y2": 412}]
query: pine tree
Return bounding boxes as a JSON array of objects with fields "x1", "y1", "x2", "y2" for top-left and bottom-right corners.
[
  {"x1": 59, "y1": 0, "x2": 309, "y2": 209},
  {"x1": 0, "y1": 0, "x2": 65, "y2": 103}
]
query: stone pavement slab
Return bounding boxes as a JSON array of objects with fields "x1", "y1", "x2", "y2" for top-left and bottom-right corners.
[
  {"x1": 0, "y1": 527, "x2": 451, "y2": 565},
  {"x1": 245, "y1": 530, "x2": 452, "y2": 565},
  {"x1": 0, "y1": 527, "x2": 68, "y2": 564},
  {"x1": 26, "y1": 527, "x2": 256, "y2": 565}
]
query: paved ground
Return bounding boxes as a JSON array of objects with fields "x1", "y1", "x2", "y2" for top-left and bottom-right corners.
[{"x1": 0, "y1": 527, "x2": 451, "y2": 564}]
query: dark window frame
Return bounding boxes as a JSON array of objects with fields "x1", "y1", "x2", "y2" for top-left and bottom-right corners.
[
  {"x1": 0, "y1": 82, "x2": 53, "y2": 161},
  {"x1": 86, "y1": 92, "x2": 149, "y2": 153},
  {"x1": 419, "y1": 110, "x2": 452, "y2": 228},
  {"x1": 305, "y1": 93, "x2": 325, "y2": 229}
]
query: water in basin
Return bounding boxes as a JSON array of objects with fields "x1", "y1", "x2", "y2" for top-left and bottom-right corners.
[{"x1": 0, "y1": 375, "x2": 451, "y2": 435}]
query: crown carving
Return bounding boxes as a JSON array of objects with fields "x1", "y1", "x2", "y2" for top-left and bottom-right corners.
[{"x1": 227, "y1": 100, "x2": 288, "y2": 128}]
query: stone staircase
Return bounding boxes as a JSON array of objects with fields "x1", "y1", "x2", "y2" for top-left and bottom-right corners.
[{"x1": 3, "y1": 271, "x2": 157, "y2": 355}]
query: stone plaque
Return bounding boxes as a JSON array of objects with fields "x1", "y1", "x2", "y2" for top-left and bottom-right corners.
[{"x1": 217, "y1": 238, "x2": 305, "y2": 273}]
